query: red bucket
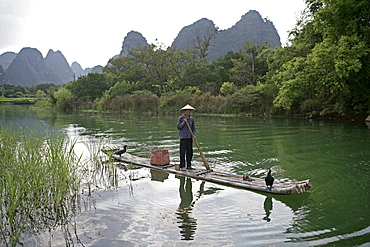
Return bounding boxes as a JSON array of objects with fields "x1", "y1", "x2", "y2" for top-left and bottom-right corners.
[{"x1": 150, "y1": 149, "x2": 170, "y2": 166}]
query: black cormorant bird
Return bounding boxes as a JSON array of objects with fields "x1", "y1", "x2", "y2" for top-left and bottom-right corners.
[
  {"x1": 265, "y1": 168, "x2": 274, "y2": 190},
  {"x1": 114, "y1": 145, "x2": 127, "y2": 157}
]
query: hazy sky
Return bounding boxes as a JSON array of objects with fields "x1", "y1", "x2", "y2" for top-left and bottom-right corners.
[{"x1": 0, "y1": 0, "x2": 306, "y2": 69}]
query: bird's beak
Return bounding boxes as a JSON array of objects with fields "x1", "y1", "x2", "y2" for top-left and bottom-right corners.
[{"x1": 265, "y1": 169, "x2": 269, "y2": 172}]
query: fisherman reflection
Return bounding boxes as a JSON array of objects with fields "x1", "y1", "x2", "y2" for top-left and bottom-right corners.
[
  {"x1": 263, "y1": 196, "x2": 273, "y2": 222},
  {"x1": 176, "y1": 176, "x2": 197, "y2": 240}
]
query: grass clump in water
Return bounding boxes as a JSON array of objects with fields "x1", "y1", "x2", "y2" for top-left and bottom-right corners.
[{"x1": 0, "y1": 126, "x2": 80, "y2": 247}]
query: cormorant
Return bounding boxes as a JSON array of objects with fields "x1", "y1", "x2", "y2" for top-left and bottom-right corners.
[
  {"x1": 115, "y1": 145, "x2": 127, "y2": 157},
  {"x1": 265, "y1": 168, "x2": 274, "y2": 190}
]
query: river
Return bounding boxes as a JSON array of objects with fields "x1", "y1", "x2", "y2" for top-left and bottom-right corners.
[{"x1": 1, "y1": 105, "x2": 369, "y2": 246}]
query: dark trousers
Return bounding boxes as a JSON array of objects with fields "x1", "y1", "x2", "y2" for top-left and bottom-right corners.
[{"x1": 180, "y1": 138, "x2": 193, "y2": 168}]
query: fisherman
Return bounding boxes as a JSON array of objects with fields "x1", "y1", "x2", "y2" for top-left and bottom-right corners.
[{"x1": 177, "y1": 104, "x2": 196, "y2": 170}]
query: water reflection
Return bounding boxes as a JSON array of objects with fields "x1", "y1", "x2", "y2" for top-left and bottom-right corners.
[
  {"x1": 175, "y1": 177, "x2": 221, "y2": 241},
  {"x1": 263, "y1": 196, "x2": 273, "y2": 222},
  {"x1": 176, "y1": 176, "x2": 197, "y2": 240},
  {"x1": 150, "y1": 169, "x2": 169, "y2": 182},
  {"x1": 3, "y1": 106, "x2": 370, "y2": 246}
]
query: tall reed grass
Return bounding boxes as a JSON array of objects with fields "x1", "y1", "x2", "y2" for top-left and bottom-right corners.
[
  {"x1": 0, "y1": 126, "x2": 80, "y2": 246},
  {"x1": 80, "y1": 139, "x2": 121, "y2": 194}
]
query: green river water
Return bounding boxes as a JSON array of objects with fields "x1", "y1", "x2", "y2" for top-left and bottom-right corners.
[{"x1": 1, "y1": 105, "x2": 370, "y2": 246}]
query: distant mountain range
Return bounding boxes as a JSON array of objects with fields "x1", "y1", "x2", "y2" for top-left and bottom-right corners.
[
  {"x1": 0, "y1": 48, "x2": 102, "y2": 86},
  {"x1": 0, "y1": 10, "x2": 280, "y2": 87},
  {"x1": 172, "y1": 10, "x2": 280, "y2": 61}
]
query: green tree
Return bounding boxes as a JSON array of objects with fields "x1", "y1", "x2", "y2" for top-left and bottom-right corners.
[
  {"x1": 104, "y1": 56, "x2": 145, "y2": 82},
  {"x1": 53, "y1": 87, "x2": 73, "y2": 111},
  {"x1": 100, "y1": 80, "x2": 133, "y2": 101},
  {"x1": 4, "y1": 84, "x2": 15, "y2": 90},
  {"x1": 36, "y1": 90, "x2": 47, "y2": 100},
  {"x1": 166, "y1": 47, "x2": 199, "y2": 82},
  {"x1": 14, "y1": 85, "x2": 26, "y2": 94},
  {"x1": 269, "y1": 0, "x2": 370, "y2": 117},
  {"x1": 220, "y1": 82, "x2": 235, "y2": 95},
  {"x1": 229, "y1": 42, "x2": 271, "y2": 87},
  {"x1": 15, "y1": 92, "x2": 23, "y2": 98},
  {"x1": 180, "y1": 65, "x2": 222, "y2": 94},
  {"x1": 105, "y1": 44, "x2": 199, "y2": 95},
  {"x1": 65, "y1": 73, "x2": 112, "y2": 101},
  {"x1": 211, "y1": 51, "x2": 244, "y2": 82},
  {"x1": 130, "y1": 44, "x2": 171, "y2": 87},
  {"x1": 228, "y1": 83, "x2": 276, "y2": 115},
  {"x1": 193, "y1": 23, "x2": 219, "y2": 60},
  {"x1": 4, "y1": 90, "x2": 14, "y2": 98}
]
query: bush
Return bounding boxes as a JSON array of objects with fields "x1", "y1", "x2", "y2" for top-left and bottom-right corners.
[
  {"x1": 34, "y1": 99, "x2": 51, "y2": 107},
  {"x1": 220, "y1": 82, "x2": 236, "y2": 95},
  {"x1": 228, "y1": 83, "x2": 277, "y2": 115},
  {"x1": 130, "y1": 90, "x2": 160, "y2": 113},
  {"x1": 190, "y1": 93, "x2": 227, "y2": 114},
  {"x1": 15, "y1": 92, "x2": 23, "y2": 98},
  {"x1": 4, "y1": 90, "x2": 14, "y2": 98},
  {"x1": 53, "y1": 87, "x2": 74, "y2": 111},
  {"x1": 158, "y1": 92, "x2": 227, "y2": 114},
  {"x1": 158, "y1": 91, "x2": 193, "y2": 113},
  {"x1": 102, "y1": 80, "x2": 133, "y2": 101},
  {"x1": 100, "y1": 90, "x2": 159, "y2": 113}
]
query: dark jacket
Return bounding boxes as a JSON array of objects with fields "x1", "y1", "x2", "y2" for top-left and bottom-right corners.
[{"x1": 177, "y1": 115, "x2": 196, "y2": 139}]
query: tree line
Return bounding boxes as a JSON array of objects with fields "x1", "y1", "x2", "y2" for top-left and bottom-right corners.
[
  {"x1": 0, "y1": 83, "x2": 57, "y2": 99},
  {"x1": 3, "y1": 0, "x2": 369, "y2": 120}
]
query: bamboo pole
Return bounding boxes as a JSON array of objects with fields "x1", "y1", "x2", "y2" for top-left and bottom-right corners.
[{"x1": 185, "y1": 121, "x2": 211, "y2": 170}]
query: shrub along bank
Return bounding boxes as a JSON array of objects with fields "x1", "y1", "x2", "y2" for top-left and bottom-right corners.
[{"x1": 97, "y1": 87, "x2": 275, "y2": 116}]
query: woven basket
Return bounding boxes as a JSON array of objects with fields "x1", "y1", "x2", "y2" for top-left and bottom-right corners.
[{"x1": 150, "y1": 149, "x2": 170, "y2": 165}]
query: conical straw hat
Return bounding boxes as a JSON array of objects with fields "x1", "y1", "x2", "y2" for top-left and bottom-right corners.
[{"x1": 180, "y1": 104, "x2": 196, "y2": 111}]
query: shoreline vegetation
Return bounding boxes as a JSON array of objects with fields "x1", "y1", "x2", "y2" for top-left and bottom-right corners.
[
  {"x1": 0, "y1": 125, "x2": 126, "y2": 246},
  {"x1": 0, "y1": 127, "x2": 80, "y2": 246},
  {"x1": 0, "y1": 98, "x2": 35, "y2": 105},
  {"x1": 40, "y1": 90, "x2": 370, "y2": 123},
  {"x1": 1, "y1": 93, "x2": 367, "y2": 123}
]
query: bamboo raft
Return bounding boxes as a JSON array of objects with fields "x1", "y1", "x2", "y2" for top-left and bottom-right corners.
[{"x1": 103, "y1": 150, "x2": 312, "y2": 195}]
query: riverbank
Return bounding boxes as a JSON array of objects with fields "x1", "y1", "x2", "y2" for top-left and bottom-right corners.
[
  {"x1": 96, "y1": 92, "x2": 370, "y2": 123},
  {"x1": 0, "y1": 97, "x2": 35, "y2": 105}
]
